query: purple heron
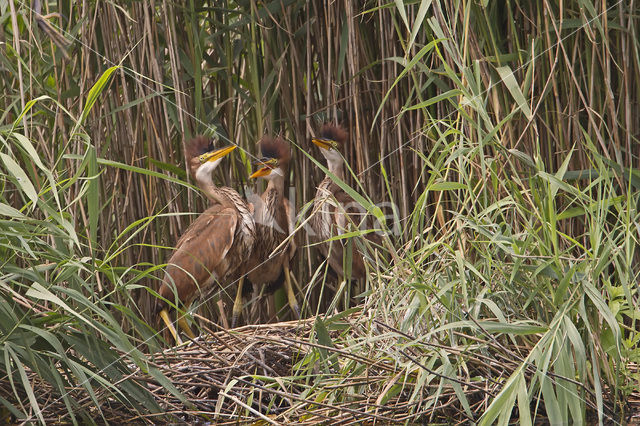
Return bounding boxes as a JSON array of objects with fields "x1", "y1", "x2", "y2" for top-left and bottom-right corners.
[
  {"x1": 236, "y1": 136, "x2": 299, "y2": 326},
  {"x1": 310, "y1": 124, "x2": 381, "y2": 283},
  {"x1": 156, "y1": 136, "x2": 255, "y2": 343}
]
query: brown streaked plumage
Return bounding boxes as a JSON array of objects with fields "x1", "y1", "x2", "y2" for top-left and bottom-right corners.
[
  {"x1": 156, "y1": 136, "x2": 255, "y2": 343},
  {"x1": 310, "y1": 124, "x2": 382, "y2": 281},
  {"x1": 235, "y1": 136, "x2": 299, "y2": 326}
]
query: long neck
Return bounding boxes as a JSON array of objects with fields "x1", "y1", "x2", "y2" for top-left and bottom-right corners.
[
  {"x1": 255, "y1": 174, "x2": 286, "y2": 235},
  {"x1": 261, "y1": 175, "x2": 284, "y2": 208},
  {"x1": 326, "y1": 157, "x2": 344, "y2": 181},
  {"x1": 195, "y1": 160, "x2": 231, "y2": 206}
]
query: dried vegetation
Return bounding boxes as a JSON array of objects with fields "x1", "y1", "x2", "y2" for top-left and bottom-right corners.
[{"x1": 1, "y1": 0, "x2": 639, "y2": 424}]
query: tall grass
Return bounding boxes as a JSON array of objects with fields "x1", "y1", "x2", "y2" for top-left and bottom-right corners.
[
  {"x1": 0, "y1": 69, "x2": 181, "y2": 423},
  {"x1": 0, "y1": 0, "x2": 638, "y2": 423}
]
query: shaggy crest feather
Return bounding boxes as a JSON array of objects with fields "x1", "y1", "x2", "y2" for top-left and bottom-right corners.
[
  {"x1": 319, "y1": 124, "x2": 348, "y2": 145},
  {"x1": 260, "y1": 136, "x2": 291, "y2": 165},
  {"x1": 185, "y1": 135, "x2": 215, "y2": 159}
]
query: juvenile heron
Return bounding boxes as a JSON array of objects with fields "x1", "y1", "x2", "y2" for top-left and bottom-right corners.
[
  {"x1": 236, "y1": 136, "x2": 299, "y2": 326},
  {"x1": 310, "y1": 124, "x2": 381, "y2": 285},
  {"x1": 156, "y1": 136, "x2": 255, "y2": 343}
]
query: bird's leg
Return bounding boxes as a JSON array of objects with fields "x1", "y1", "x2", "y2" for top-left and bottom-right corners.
[
  {"x1": 336, "y1": 274, "x2": 349, "y2": 312},
  {"x1": 217, "y1": 299, "x2": 230, "y2": 329},
  {"x1": 159, "y1": 308, "x2": 182, "y2": 345},
  {"x1": 344, "y1": 276, "x2": 351, "y2": 312},
  {"x1": 231, "y1": 277, "x2": 244, "y2": 328},
  {"x1": 283, "y1": 265, "x2": 300, "y2": 319},
  {"x1": 250, "y1": 284, "x2": 263, "y2": 323},
  {"x1": 267, "y1": 294, "x2": 276, "y2": 322},
  {"x1": 177, "y1": 306, "x2": 196, "y2": 340}
]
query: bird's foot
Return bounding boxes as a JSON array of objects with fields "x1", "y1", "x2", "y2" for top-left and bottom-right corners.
[{"x1": 231, "y1": 314, "x2": 239, "y2": 329}]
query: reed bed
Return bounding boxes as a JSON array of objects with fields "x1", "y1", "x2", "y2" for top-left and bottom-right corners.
[{"x1": 0, "y1": 0, "x2": 639, "y2": 423}]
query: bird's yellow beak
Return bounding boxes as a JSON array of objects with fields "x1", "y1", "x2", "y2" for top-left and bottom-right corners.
[
  {"x1": 199, "y1": 145, "x2": 237, "y2": 163},
  {"x1": 250, "y1": 157, "x2": 278, "y2": 178},
  {"x1": 250, "y1": 167, "x2": 272, "y2": 179},
  {"x1": 312, "y1": 138, "x2": 335, "y2": 150}
]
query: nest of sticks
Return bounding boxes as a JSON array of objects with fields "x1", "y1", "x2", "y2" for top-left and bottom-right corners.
[
  {"x1": 134, "y1": 316, "x2": 441, "y2": 424},
  {"x1": 3, "y1": 314, "x2": 639, "y2": 424}
]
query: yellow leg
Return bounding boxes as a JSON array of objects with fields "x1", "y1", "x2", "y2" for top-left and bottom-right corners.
[
  {"x1": 231, "y1": 277, "x2": 244, "y2": 328},
  {"x1": 283, "y1": 265, "x2": 300, "y2": 319},
  {"x1": 177, "y1": 314, "x2": 196, "y2": 340},
  {"x1": 159, "y1": 308, "x2": 182, "y2": 345}
]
